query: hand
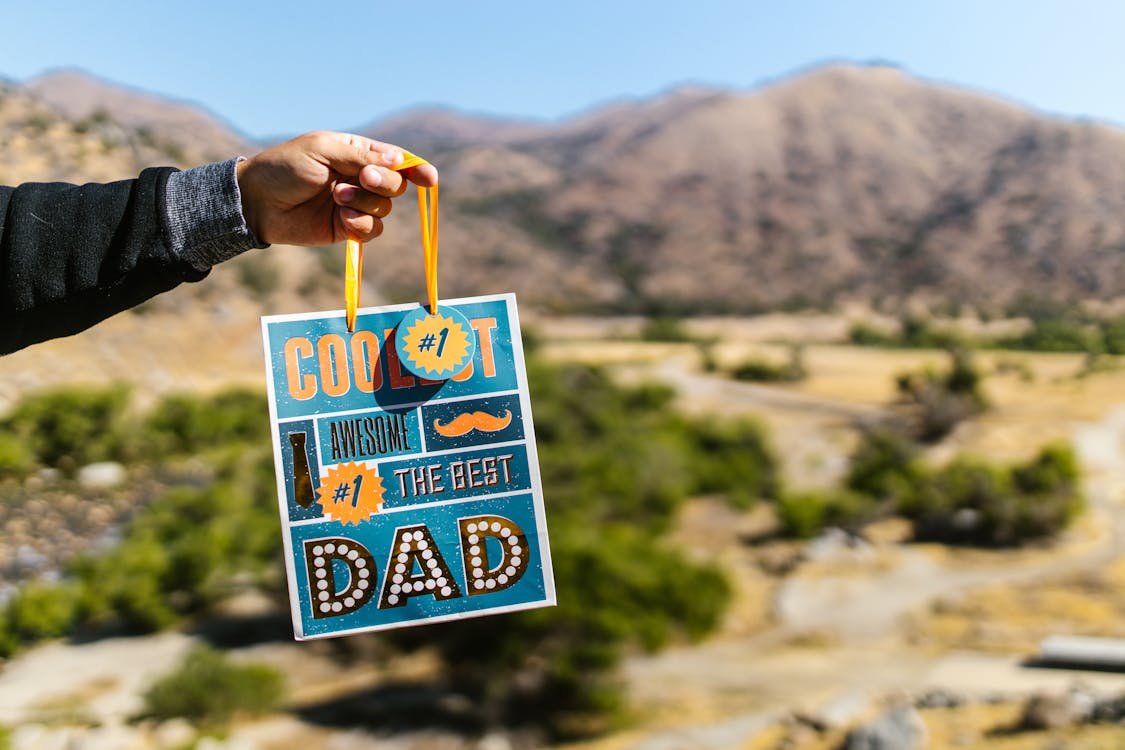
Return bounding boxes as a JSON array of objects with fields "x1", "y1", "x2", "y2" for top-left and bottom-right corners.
[{"x1": 235, "y1": 131, "x2": 439, "y2": 246}]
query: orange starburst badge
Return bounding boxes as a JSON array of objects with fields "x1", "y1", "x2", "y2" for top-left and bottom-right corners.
[
  {"x1": 395, "y1": 305, "x2": 476, "y2": 381},
  {"x1": 316, "y1": 462, "x2": 385, "y2": 526}
]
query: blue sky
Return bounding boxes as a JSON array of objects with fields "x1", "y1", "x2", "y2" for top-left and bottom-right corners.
[{"x1": 1, "y1": 1, "x2": 1123, "y2": 140}]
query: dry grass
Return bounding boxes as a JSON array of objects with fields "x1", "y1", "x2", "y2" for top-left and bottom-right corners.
[{"x1": 909, "y1": 556, "x2": 1125, "y2": 654}]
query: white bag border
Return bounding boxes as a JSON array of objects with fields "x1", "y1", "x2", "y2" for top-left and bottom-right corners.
[{"x1": 261, "y1": 293, "x2": 556, "y2": 639}]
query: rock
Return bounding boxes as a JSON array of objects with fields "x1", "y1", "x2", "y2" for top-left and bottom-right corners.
[
  {"x1": 35, "y1": 468, "x2": 61, "y2": 484},
  {"x1": 842, "y1": 705, "x2": 927, "y2": 750},
  {"x1": 914, "y1": 688, "x2": 965, "y2": 709},
  {"x1": 69, "y1": 724, "x2": 148, "y2": 750},
  {"x1": 1091, "y1": 693, "x2": 1125, "y2": 723},
  {"x1": 195, "y1": 737, "x2": 256, "y2": 750},
  {"x1": 77, "y1": 462, "x2": 126, "y2": 489},
  {"x1": 797, "y1": 691, "x2": 872, "y2": 731},
  {"x1": 11, "y1": 724, "x2": 66, "y2": 750},
  {"x1": 1019, "y1": 688, "x2": 1096, "y2": 730},
  {"x1": 476, "y1": 733, "x2": 512, "y2": 750},
  {"x1": 153, "y1": 718, "x2": 196, "y2": 747},
  {"x1": 951, "y1": 508, "x2": 982, "y2": 532}
]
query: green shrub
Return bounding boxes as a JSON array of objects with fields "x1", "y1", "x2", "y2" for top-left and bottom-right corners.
[
  {"x1": 777, "y1": 492, "x2": 831, "y2": 539},
  {"x1": 845, "y1": 429, "x2": 921, "y2": 500},
  {"x1": 776, "y1": 490, "x2": 876, "y2": 539},
  {"x1": 849, "y1": 316, "x2": 965, "y2": 349},
  {"x1": 141, "y1": 646, "x2": 284, "y2": 727},
  {"x1": 731, "y1": 359, "x2": 793, "y2": 382},
  {"x1": 639, "y1": 316, "x2": 694, "y2": 342},
  {"x1": 1012, "y1": 441, "x2": 1080, "y2": 493},
  {"x1": 0, "y1": 434, "x2": 34, "y2": 477},
  {"x1": 895, "y1": 348, "x2": 988, "y2": 442},
  {"x1": 685, "y1": 418, "x2": 780, "y2": 507},
  {"x1": 71, "y1": 457, "x2": 281, "y2": 633},
  {"x1": 0, "y1": 385, "x2": 133, "y2": 469},
  {"x1": 142, "y1": 388, "x2": 268, "y2": 457},
  {"x1": 849, "y1": 321, "x2": 898, "y2": 346},
  {"x1": 0, "y1": 582, "x2": 80, "y2": 655},
  {"x1": 0, "y1": 361, "x2": 762, "y2": 738},
  {"x1": 904, "y1": 445, "x2": 1083, "y2": 546},
  {"x1": 729, "y1": 345, "x2": 807, "y2": 383},
  {"x1": 1101, "y1": 318, "x2": 1125, "y2": 355},
  {"x1": 997, "y1": 316, "x2": 1101, "y2": 353}
]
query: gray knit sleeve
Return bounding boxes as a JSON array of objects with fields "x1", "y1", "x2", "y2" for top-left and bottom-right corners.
[{"x1": 164, "y1": 157, "x2": 269, "y2": 271}]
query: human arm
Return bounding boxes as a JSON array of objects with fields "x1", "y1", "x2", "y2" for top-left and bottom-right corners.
[
  {"x1": 0, "y1": 166, "x2": 212, "y2": 354},
  {"x1": 0, "y1": 131, "x2": 438, "y2": 355}
]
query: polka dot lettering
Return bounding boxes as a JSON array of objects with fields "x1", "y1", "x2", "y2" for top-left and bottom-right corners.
[
  {"x1": 458, "y1": 515, "x2": 531, "y2": 597},
  {"x1": 378, "y1": 524, "x2": 461, "y2": 609},
  {"x1": 304, "y1": 537, "x2": 377, "y2": 620}
]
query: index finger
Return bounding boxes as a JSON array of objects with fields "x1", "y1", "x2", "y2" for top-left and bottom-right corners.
[
  {"x1": 403, "y1": 163, "x2": 439, "y2": 187},
  {"x1": 326, "y1": 133, "x2": 438, "y2": 185},
  {"x1": 311, "y1": 131, "x2": 402, "y2": 178}
]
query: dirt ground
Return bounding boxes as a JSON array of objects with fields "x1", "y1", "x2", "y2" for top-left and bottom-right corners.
[{"x1": 4, "y1": 312, "x2": 1125, "y2": 748}]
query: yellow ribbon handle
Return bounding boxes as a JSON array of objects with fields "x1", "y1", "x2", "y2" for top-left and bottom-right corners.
[{"x1": 345, "y1": 149, "x2": 437, "y2": 332}]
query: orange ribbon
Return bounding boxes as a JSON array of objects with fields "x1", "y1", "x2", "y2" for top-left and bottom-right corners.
[{"x1": 345, "y1": 150, "x2": 437, "y2": 331}]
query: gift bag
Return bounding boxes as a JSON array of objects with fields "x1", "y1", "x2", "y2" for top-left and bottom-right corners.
[{"x1": 261, "y1": 295, "x2": 554, "y2": 638}]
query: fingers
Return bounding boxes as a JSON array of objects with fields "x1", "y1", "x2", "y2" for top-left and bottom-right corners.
[
  {"x1": 334, "y1": 180, "x2": 393, "y2": 242},
  {"x1": 357, "y1": 164, "x2": 408, "y2": 198},
  {"x1": 300, "y1": 131, "x2": 440, "y2": 244},
  {"x1": 311, "y1": 131, "x2": 440, "y2": 190},
  {"x1": 404, "y1": 163, "x2": 439, "y2": 187},
  {"x1": 337, "y1": 207, "x2": 384, "y2": 242},
  {"x1": 333, "y1": 182, "x2": 393, "y2": 218},
  {"x1": 309, "y1": 131, "x2": 401, "y2": 180}
]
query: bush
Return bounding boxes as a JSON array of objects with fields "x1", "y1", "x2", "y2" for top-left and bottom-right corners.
[
  {"x1": 141, "y1": 388, "x2": 269, "y2": 457},
  {"x1": 998, "y1": 317, "x2": 1101, "y2": 353},
  {"x1": 0, "y1": 385, "x2": 133, "y2": 469},
  {"x1": 776, "y1": 490, "x2": 876, "y2": 539},
  {"x1": 685, "y1": 418, "x2": 780, "y2": 507},
  {"x1": 0, "y1": 582, "x2": 80, "y2": 656},
  {"x1": 904, "y1": 444, "x2": 1083, "y2": 546},
  {"x1": 845, "y1": 429, "x2": 921, "y2": 500},
  {"x1": 895, "y1": 348, "x2": 988, "y2": 442},
  {"x1": 0, "y1": 361, "x2": 764, "y2": 738},
  {"x1": 729, "y1": 344, "x2": 807, "y2": 383},
  {"x1": 1102, "y1": 318, "x2": 1125, "y2": 355},
  {"x1": 71, "y1": 456, "x2": 281, "y2": 633},
  {"x1": 849, "y1": 321, "x2": 899, "y2": 347},
  {"x1": 141, "y1": 646, "x2": 284, "y2": 727},
  {"x1": 0, "y1": 434, "x2": 34, "y2": 478},
  {"x1": 639, "y1": 316, "x2": 694, "y2": 342},
  {"x1": 849, "y1": 316, "x2": 965, "y2": 349},
  {"x1": 731, "y1": 360, "x2": 795, "y2": 383}
]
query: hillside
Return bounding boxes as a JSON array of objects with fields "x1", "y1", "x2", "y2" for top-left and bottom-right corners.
[
  {"x1": 6, "y1": 64, "x2": 1125, "y2": 317},
  {"x1": 354, "y1": 65, "x2": 1125, "y2": 315},
  {"x1": 26, "y1": 69, "x2": 251, "y2": 165}
]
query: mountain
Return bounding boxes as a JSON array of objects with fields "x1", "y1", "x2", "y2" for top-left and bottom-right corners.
[
  {"x1": 25, "y1": 69, "x2": 251, "y2": 165},
  {"x1": 7, "y1": 64, "x2": 1125, "y2": 316},
  {"x1": 364, "y1": 64, "x2": 1125, "y2": 315},
  {"x1": 359, "y1": 107, "x2": 550, "y2": 156},
  {"x1": 0, "y1": 77, "x2": 204, "y2": 185}
]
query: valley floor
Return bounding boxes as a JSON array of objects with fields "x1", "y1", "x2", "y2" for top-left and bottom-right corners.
[{"x1": 3, "y1": 312, "x2": 1125, "y2": 749}]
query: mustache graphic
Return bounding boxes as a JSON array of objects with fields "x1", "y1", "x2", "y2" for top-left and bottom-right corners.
[{"x1": 434, "y1": 409, "x2": 513, "y2": 437}]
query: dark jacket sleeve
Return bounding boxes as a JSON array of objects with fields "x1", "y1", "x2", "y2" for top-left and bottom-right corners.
[{"x1": 0, "y1": 167, "x2": 209, "y2": 355}]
